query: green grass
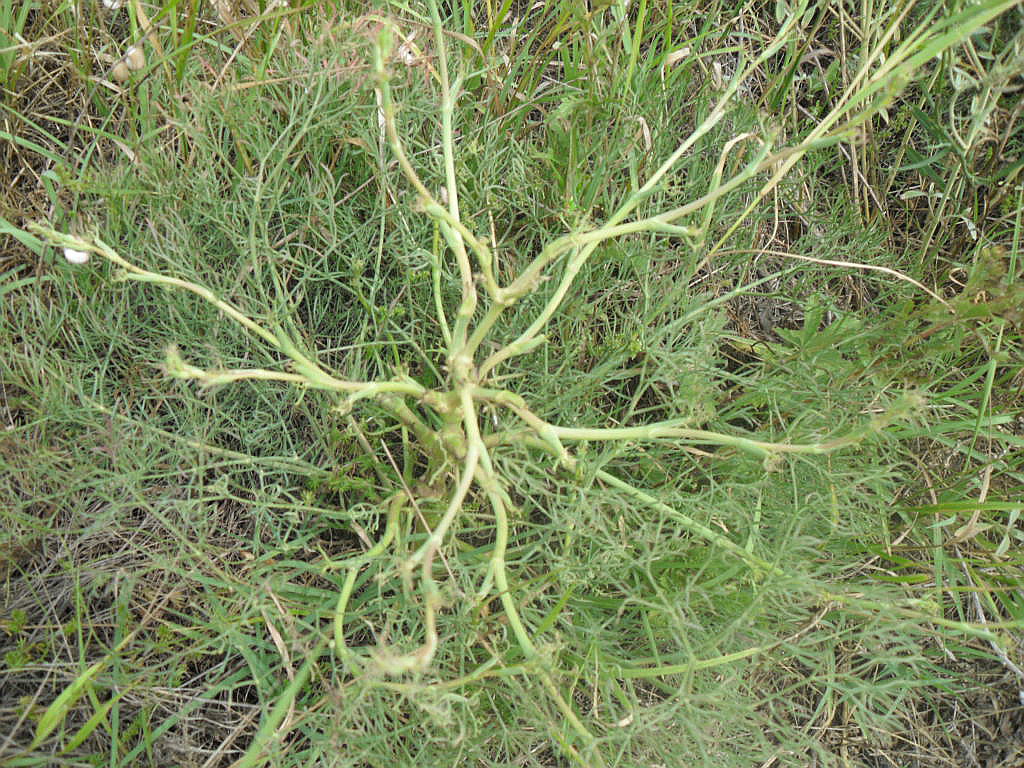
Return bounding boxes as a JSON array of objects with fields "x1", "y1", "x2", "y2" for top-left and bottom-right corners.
[{"x1": 2, "y1": 1, "x2": 1023, "y2": 766}]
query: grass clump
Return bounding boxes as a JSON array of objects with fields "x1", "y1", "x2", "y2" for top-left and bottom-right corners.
[{"x1": 3, "y1": 1, "x2": 1023, "y2": 766}]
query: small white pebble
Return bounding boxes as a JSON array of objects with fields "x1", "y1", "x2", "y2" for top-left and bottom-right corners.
[
  {"x1": 63, "y1": 247, "x2": 90, "y2": 264},
  {"x1": 102, "y1": 0, "x2": 124, "y2": 9}
]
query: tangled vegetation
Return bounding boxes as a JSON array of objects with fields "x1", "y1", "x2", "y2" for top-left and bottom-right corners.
[{"x1": 3, "y1": 0, "x2": 1023, "y2": 766}]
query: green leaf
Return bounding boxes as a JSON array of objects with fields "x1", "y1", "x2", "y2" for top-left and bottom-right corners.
[
  {"x1": 58, "y1": 690, "x2": 126, "y2": 754},
  {"x1": 0, "y1": 216, "x2": 44, "y2": 255},
  {"x1": 29, "y1": 660, "x2": 105, "y2": 750}
]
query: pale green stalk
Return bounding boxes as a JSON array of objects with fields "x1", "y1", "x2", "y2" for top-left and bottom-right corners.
[
  {"x1": 430, "y1": 223, "x2": 453, "y2": 346},
  {"x1": 427, "y1": 0, "x2": 485, "y2": 346},
  {"x1": 333, "y1": 567, "x2": 362, "y2": 668},
  {"x1": 165, "y1": 349, "x2": 425, "y2": 398},
  {"x1": 378, "y1": 394, "x2": 453, "y2": 474},
  {"x1": 612, "y1": 642, "x2": 775, "y2": 679},
  {"x1": 462, "y1": 300, "x2": 509, "y2": 362},
  {"x1": 29, "y1": 226, "x2": 279, "y2": 348},
  {"x1": 542, "y1": 421, "x2": 863, "y2": 456},
  {"x1": 422, "y1": 202, "x2": 499, "y2": 298},
  {"x1": 497, "y1": 400, "x2": 872, "y2": 459},
  {"x1": 371, "y1": 34, "x2": 496, "y2": 306},
  {"x1": 408, "y1": 440, "x2": 480, "y2": 569},
  {"x1": 333, "y1": 494, "x2": 404, "y2": 664},
  {"x1": 478, "y1": 136, "x2": 774, "y2": 378}
]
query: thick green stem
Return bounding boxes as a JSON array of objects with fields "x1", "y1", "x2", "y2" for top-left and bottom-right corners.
[
  {"x1": 430, "y1": 223, "x2": 453, "y2": 345},
  {"x1": 333, "y1": 567, "x2": 362, "y2": 669},
  {"x1": 378, "y1": 395, "x2": 452, "y2": 474},
  {"x1": 607, "y1": 642, "x2": 773, "y2": 680},
  {"x1": 494, "y1": 405, "x2": 872, "y2": 458},
  {"x1": 462, "y1": 299, "x2": 507, "y2": 362},
  {"x1": 545, "y1": 422, "x2": 857, "y2": 456}
]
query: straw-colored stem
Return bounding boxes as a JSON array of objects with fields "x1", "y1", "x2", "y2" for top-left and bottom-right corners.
[{"x1": 539, "y1": 419, "x2": 862, "y2": 456}]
